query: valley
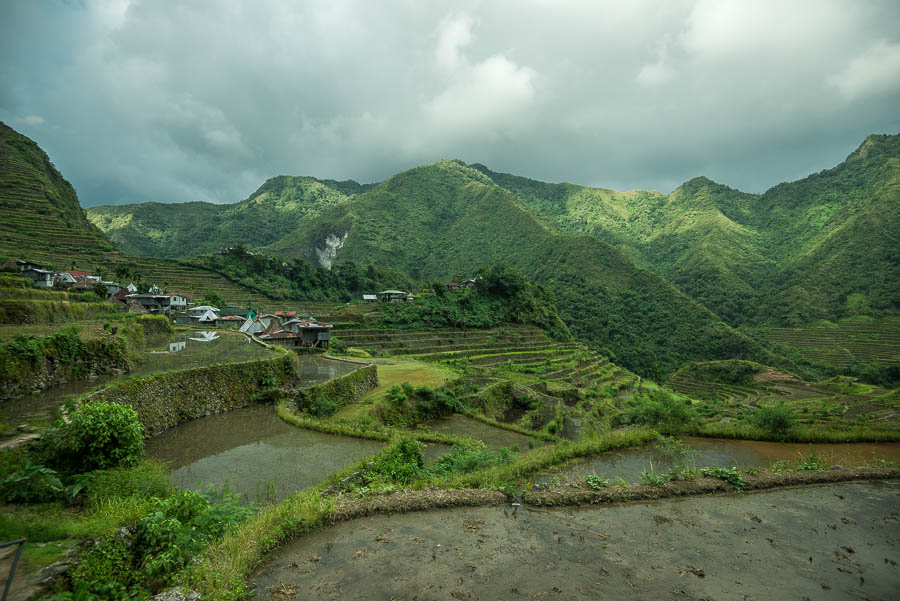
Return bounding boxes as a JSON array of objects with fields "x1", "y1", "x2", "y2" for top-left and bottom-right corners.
[{"x1": 1, "y1": 122, "x2": 898, "y2": 601}]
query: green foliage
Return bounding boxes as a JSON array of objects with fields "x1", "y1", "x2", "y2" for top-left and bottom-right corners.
[
  {"x1": 45, "y1": 401, "x2": 145, "y2": 473},
  {"x1": 424, "y1": 440, "x2": 517, "y2": 478},
  {"x1": 194, "y1": 247, "x2": 412, "y2": 303},
  {"x1": 1, "y1": 458, "x2": 63, "y2": 503},
  {"x1": 366, "y1": 439, "x2": 426, "y2": 484},
  {"x1": 134, "y1": 489, "x2": 252, "y2": 584},
  {"x1": 672, "y1": 360, "x2": 768, "y2": 387},
  {"x1": 201, "y1": 289, "x2": 225, "y2": 308},
  {"x1": 748, "y1": 401, "x2": 796, "y2": 437},
  {"x1": 67, "y1": 534, "x2": 143, "y2": 601},
  {"x1": 700, "y1": 466, "x2": 746, "y2": 490},
  {"x1": 380, "y1": 265, "x2": 571, "y2": 339},
  {"x1": 795, "y1": 447, "x2": 825, "y2": 471},
  {"x1": 620, "y1": 389, "x2": 696, "y2": 432},
  {"x1": 584, "y1": 474, "x2": 610, "y2": 489}
]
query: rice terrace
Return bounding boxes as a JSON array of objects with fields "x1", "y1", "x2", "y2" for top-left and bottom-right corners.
[{"x1": 2, "y1": 2, "x2": 900, "y2": 600}]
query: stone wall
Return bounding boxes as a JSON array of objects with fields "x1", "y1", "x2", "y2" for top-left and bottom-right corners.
[
  {"x1": 91, "y1": 353, "x2": 296, "y2": 436},
  {"x1": 292, "y1": 363, "x2": 378, "y2": 413}
]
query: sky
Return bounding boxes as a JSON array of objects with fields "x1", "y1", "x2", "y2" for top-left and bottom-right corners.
[{"x1": 1, "y1": 0, "x2": 899, "y2": 206}]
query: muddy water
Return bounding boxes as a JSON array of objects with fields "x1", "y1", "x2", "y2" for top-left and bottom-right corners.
[
  {"x1": 253, "y1": 480, "x2": 900, "y2": 601},
  {"x1": 423, "y1": 415, "x2": 534, "y2": 450},
  {"x1": 540, "y1": 438, "x2": 900, "y2": 485},
  {"x1": 296, "y1": 356, "x2": 361, "y2": 387},
  {"x1": 146, "y1": 405, "x2": 383, "y2": 501}
]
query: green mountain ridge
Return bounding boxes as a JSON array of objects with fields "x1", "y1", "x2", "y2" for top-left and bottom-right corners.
[
  {"x1": 87, "y1": 175, "x2": 373, "y2": 258},
  {"x1": 265, "y1": 159, "x2": 775, "y2": 378},
  {"x1": 470, "y1": 134, "x2": 899, "y2": 325}
]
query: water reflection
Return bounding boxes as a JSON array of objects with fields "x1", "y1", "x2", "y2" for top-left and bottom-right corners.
[
  {"x1": 1, "y1": 331, "x2": 274, "y2": 429},
  {"x1": 146, "y1": 404, "x2": 384, "y2": 501},
  {"x1": 296, "y1": 356, "x2": 361, "y2": 387}
]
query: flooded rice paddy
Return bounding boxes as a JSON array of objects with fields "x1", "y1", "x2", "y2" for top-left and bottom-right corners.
[
  {"x1": 1, "y1": 330, "x2": 274, "y2": 429},
  {"x1": 254, "y1": 479, "x2": 900, "y2": 601},
  {"x1": 539, "y1": 437, "x2": 900, "y2": 485},
  {"x1": 423, "y1": 415, "x2": 534, "y2": 450},
  {"x1": 296, "y1": 356, "x2": 361, "y2": 387},
  {"x1": 146, "y1": 404, "x2": 384, "y2": 501}
]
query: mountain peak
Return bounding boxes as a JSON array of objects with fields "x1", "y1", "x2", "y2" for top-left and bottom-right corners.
[{"x1": 845, "y1": 133, "x2": 900, "y2": 163}]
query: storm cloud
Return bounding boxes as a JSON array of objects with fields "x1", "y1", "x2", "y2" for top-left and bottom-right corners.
[{"x1": 1, "y1": 0, "x2": 899, "y2": 205}]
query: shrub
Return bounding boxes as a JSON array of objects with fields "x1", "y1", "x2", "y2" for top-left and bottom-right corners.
[
  {"x1": 46, "y1": 402, "x2": 145, "y2": 473},
  {"x1": 367, "y1": 439, "x2": 426, "y2": 484},
  {"x1": 68, "y1": 534, "x2": 141, "y2": 600},
  {"x1": 748, "y1": 402, "x2": 796, "y2": 436},
  {"x1": 1, "y1": 459, "x2": 63, "y2": 503},
  {"x1": 134, "y1": 489, "x2": 252, "y2": 585},
  {"x1": 622, "y1": 390, "x2": 696, "y2": 432}
]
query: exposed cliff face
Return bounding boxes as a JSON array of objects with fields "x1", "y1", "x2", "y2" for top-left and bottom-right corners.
[{"x1": 315, "y1": 231, "x2": 349, "y2": 268}]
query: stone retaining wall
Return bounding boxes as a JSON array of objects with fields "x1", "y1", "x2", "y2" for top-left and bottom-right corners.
[
  {"x1": 91, "y1": 353, "x2": 296, "y2": 436},
  {"x1": 292, "y1": 363, "x2": 378, "y2": 413}
]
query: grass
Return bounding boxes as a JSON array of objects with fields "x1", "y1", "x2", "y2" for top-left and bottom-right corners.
[
  {"x1": 689, "y1": 421, "x2": 900, "y2": 443},
  {"x1": 332, "y1": 357, "x2": 455, "y2": 420}
]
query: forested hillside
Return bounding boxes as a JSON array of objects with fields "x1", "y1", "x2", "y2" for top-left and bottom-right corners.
[
  {"x1": 87, "y1": 175, "x2": 372, "y2": 258},
  {"x1": 473, "y1": 134, "x2": 899, "y2": 326},
  {"x1": 266, "y1": 160, "x2": 774, "y2": 379}
]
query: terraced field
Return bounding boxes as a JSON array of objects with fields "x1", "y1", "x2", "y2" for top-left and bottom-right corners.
[
  {"x1": 667, "y1": 371, "x2": 900, "y2": 425},
  {"x1": 331, "y1": 324, "x2": 641, "y2": 439},
  {"x1": 767, "y1": 317, "x2": 900, "y2": 368}
]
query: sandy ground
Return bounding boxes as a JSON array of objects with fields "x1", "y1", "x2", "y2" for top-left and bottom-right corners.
[{"x1": 254, "y1": 480, "x2": 900, "y2": 601}]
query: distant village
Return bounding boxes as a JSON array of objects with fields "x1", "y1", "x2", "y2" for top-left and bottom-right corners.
[{"x1": 12, "y1": 258, "x2": 480, "y2": 351}]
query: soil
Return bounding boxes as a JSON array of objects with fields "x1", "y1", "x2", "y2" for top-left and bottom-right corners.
[{"x1": 254, "y1": 478, "x2": 900, "y2": 601}]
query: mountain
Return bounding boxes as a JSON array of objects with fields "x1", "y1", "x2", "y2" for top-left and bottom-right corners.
[
  {"x1": 265, "y1": 160, "x2": 773, "y2": 378},
  {"x1": 86, "y1": 175, "x2": 373, "y2": 258},
  {"x1": 471, "y1": 134, "x2": 900, "y2": 326},
  {"x1": 0, "y1": 122, "x2": 288, "y2": 307},
  {"x1": 0, "y1": 121, "x2": 114, "y2": 262}
]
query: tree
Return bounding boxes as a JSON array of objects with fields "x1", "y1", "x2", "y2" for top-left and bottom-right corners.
[{"x1": 201, "y1": 290, "x2": 225, "y2": 307}]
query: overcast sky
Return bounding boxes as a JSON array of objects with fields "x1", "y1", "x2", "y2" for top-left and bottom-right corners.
[{"x1": 2, "y1": 0, "x2": 899, "y2": 206}]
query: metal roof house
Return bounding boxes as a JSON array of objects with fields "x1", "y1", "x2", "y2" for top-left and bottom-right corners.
[
  {"x1": 22, "y1": 267, "x2": 54, "y2": 287},
  {"x1": 260, "y1": 318, "x2": 333, "y2": 349},
  {"x1": 378, "y1": 290, "x2": 413, "y2": 303}
]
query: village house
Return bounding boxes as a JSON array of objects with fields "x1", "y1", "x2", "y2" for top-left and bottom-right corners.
[
  {"x1": 21, "y1": 267, "x2": 54, "y2": 287},
  {"x1": 214, "y1": 315, "x2": 245, "y2": 329},
  {"x1": 189, "y1": 305, "x2": 220, "y2": 318},
  {"x1": 104, "y1": 281, "x2": 125, "y2": 295},
  {"x1": 446, "y1": 282, "x2": 461, "y2": 291},
  {"x1": 15, "y1": 260, "x2": 46, "y2": 273},
  {"x1": 125, "y1": 293, "x2": 187, "y2": 314},
  {"x1": 362, "y1": 294, "x2": 377, "y2": 303},
  {"x1": 378, "y1": 290, "x2": 413, "y2": 303},
  {"x1": 190, "y1": 309, "x2": 218, "y2": 324},
  {"x1": 259, "y1": 318, "x2": 333, "y2": 349}
]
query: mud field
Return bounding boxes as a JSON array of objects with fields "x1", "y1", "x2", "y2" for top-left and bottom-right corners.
[{"x1": 254, "y1": 480, "x2": 900, "y2": 601}]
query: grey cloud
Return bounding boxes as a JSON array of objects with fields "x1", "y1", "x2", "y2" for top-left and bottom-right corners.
[{"x1": 0, "y1": 0, "x2": 898, "y2": 206}]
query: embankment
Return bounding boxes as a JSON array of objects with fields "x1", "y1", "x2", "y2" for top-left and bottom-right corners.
[
  {"x1": 292, "y1": 358, "x2": 378, "y2": 414},
  {"x1": 91, "y1": 353, "x2": 296, "y2": 436}
]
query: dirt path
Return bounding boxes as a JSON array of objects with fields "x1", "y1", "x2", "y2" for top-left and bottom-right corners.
[{"x1": 255, "y1": 479, "x2": 900, "y2": 601}]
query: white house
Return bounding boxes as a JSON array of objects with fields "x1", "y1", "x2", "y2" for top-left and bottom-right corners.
[
  {"x1": 239, "y1": 316, "x2": 265, "y2": 335},
  {"x1": 189, "y1": 305, "x2": 220, "y2": 317},
  {"x1": 190, "y1": 309, "x2": 218, "y2": 324}
]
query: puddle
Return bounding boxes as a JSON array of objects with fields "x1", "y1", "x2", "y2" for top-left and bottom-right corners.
[
  {"x1": 146, "y1": 405, "x2": 384, "y2": 501},
  {"x1": 296, "y1": 356, "x2": 361, "y2": 387},
  {"x1": 540, "y1": 437, "x2": 900, "y2": 484},
  {"x1": 422, "y1": 415, "x2": 534, "y2": 451},
  {"x1": 253, "y1": 480, "x2": 900, "y2": 601}
]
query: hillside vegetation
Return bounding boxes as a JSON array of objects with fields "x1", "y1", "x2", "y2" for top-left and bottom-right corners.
[
  {"x1": 472, "y1": 134, "x2": 899, "y2": 326},
  {"x1": 266, "y1": 160, "x2": 774, "y2": 379},
  {"x1": 87, "y1": 175, "x2": 371, "y2": 258},
  {"x1": 0, "y1": 122, "x2": 289, "y2": 306}
]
